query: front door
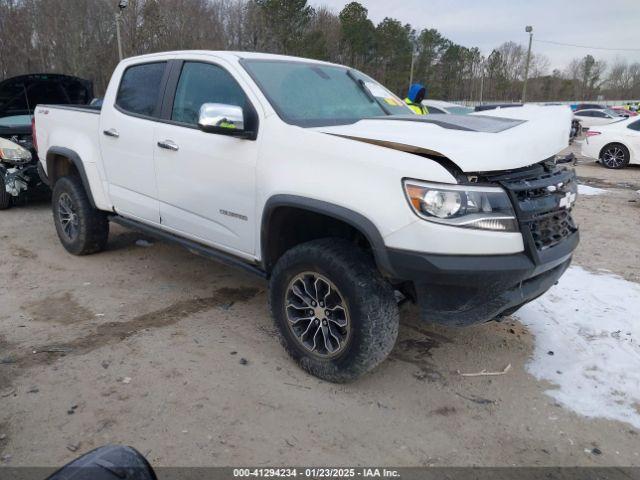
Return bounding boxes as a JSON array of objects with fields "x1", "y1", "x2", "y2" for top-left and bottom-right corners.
[
  {"x1": 154, "y1": 60, "x2": 259, "y2": 256},
  {"x1": 100, "y1": 61, "x2": 168, "y2": 224}
]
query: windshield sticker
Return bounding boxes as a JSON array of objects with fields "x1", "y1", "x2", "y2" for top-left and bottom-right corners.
[
  {"x1": 384, "y1": 97, "x2": 403, "y2": 106},
  {"x1": 364, "y1": 82, "x2": 392, "y2": 99}
]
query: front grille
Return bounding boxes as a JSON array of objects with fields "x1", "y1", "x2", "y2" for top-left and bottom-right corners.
[
  {"x1": 479, "y1": 161, "x2": 578, "y2": 252},
  {"x1": 529, "y1": 208, "x2": 577, "y2": 250}
]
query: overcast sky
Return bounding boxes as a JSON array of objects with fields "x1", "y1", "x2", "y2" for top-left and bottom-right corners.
[{"x1": 313, "y1": 0, "x2": 640, "y2": 71}]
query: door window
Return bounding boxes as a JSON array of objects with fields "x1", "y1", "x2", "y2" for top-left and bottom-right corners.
[
  {"x1": 116, "y1": 62, "x2": 167, "y2": 117},
  {"x1": 171, "y1": 62, "x2": 246, "y2": 126}
]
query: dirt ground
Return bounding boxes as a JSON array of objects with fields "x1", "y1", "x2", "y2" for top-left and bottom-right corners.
[{"x1": 1, "y1": 143, "x2": 639, "y2": 468}]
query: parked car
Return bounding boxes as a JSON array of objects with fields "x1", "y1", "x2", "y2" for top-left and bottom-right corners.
[
  {"x1": 571, "y1": 103, "x2": 603, "y2": 111},
  {"x1": 572, "y1": 108, "x2": 623, "y2": 128},
  {"x1": 0, "y1": 73, "x2": 93, "y2": 206},
  {"x1": 0, "y1": 136, "x2": 33, "y2": 209},
  {"x1": 581, "y1": 116, "x2": 640, "y2": 169},
  {"x1": 474, "y1": 103, "x2": 523, "y2": 112},
  {"x1": 422, "y1": 100, "x2": 473, "y2": 115},
  {"x1": 34, "y1": 51, "x2": 579, "y2": 382},
  {"x1": 610, "y1": 106, "x2": 638, "y2": 118}
]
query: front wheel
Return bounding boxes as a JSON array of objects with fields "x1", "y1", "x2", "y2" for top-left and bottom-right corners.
[
  {"x1": 269, "y1": 238, "x2": 399, "y2": 383},
  {"x1": 600, "y1": 143, "x2": 630, "y2": 169},
  {"x1": 52, "y1": 176, "x2": 109, "y2": 255}
]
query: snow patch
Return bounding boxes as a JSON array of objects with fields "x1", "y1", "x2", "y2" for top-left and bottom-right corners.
[
  {"x1": 578, "y1": 184, "x2": 607, "y2": 196},
  {"x1": 516, "y1": 266, "x2": 640, "y2": 428}
]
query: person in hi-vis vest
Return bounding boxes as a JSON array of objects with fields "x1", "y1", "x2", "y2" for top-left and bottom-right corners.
[{"x1": 404, "y1": 83, "x2": 428, "y2": 115}]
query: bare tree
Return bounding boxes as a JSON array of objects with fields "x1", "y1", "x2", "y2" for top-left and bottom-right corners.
[{"x1": 0, "y1": 0, "x2": 630, "y2": 102}]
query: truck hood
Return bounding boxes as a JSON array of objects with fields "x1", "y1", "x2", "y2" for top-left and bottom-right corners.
[{"x1": 315, "y1": 105, "x2": 572, "y2": 173}]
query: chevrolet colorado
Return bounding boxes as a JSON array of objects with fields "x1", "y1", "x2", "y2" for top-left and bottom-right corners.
[{"x1": 34, "y1": 51, "x2": 579, "y2": 382}]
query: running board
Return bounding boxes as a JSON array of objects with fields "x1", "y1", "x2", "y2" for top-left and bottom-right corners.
[{"x1": 108, "y1": 215, "x2": 267, "y2": 279}]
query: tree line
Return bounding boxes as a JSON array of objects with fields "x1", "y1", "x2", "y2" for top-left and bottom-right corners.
[{"x1": 1, "y1": 0, "x2": 639, "y2": 101}]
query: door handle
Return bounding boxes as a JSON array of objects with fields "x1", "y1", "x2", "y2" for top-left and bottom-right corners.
[
  {"x1": 103, "y1": 128, "x2": 119, "y2": 138},
  {"x1": 157, "y1": 140, "x2": 179, "y2": 151}
]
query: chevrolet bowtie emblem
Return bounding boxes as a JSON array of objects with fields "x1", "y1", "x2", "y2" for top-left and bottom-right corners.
[{"x1": 559, "y1": 191, "x2": 577, "y2": 209}]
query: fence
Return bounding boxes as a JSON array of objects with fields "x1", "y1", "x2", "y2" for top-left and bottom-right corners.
[{"x1": 451, "y1": 99, "x2": 639, "y2": 108}]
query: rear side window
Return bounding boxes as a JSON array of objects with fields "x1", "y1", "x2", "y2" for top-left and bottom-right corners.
[
  {"x1": 116, "y1": 62, "x2": 166, "y2": 117},
  {"x1": 171, "y1": 62, "x2": 246, "y2": 125},
  {"x1": 628, "y1": 119, "x2": 640, "y2": 131}
]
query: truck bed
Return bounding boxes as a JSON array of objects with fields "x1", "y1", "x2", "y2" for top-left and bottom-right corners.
[{"x1": 34, "y1": 103, "x2": 105, "y2": 204}]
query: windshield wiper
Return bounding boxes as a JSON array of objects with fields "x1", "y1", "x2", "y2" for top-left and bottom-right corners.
[{"x1": 346, "y1": 70, "x2": 392, "y2": 115}]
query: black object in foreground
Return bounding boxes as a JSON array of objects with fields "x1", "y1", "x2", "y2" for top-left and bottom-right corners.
[{"x1": 46, "y1": 445, "x2": 156, "y2": 480}]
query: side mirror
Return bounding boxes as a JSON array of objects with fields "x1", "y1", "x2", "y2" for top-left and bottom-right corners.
[{"x1": 198, "y1": 103, "x2": 245, "y2": 136}]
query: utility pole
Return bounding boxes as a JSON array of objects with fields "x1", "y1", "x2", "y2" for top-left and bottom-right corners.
[
  {"x1": 522, "y1": 25, "x2": 533, "y2": 103},
  {"x1": 408, "y1": 45, "x2": 416, "y2": 91},
  {"x1": 115, "y1": 0, "x2": 129, "y2": 62},
  {"x1": 479, "y1": 59, "x2": 485, "y2": 104},
  {"x1": 115, "y1": 12, "x2": 123, "y2": 61}
]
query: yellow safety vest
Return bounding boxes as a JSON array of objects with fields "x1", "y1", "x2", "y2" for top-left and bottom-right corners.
[{"x1": 404, "y1": 98, "x2": 428, "y2": 115}]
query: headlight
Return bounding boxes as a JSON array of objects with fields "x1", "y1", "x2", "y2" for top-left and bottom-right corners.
[
  {"x1": 403, "y1": 179, "x2": 519, "y2": 232},
  {"x1": 0, "y1": 146, "x2": 32, "y2": 164}
]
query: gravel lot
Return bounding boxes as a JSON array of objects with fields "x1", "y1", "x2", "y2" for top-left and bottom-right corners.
[{"x1": 1, "y1": 143, "x2": 639, "y2": 468}]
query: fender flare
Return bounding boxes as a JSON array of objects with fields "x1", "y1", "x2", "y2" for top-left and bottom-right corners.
[
  {"x1": 45, "y1": 146, "x2": 96, "y2": 208},
  {"x1": 260, "y1": 194, "x2": 394, "y2": 276}
]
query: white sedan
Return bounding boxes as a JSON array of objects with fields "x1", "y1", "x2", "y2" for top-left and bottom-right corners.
[
  {"x1": 422, "y1": 100, "x2": 473, "y2": 115},
  {"x1": 581, "y1": 116, "x2": 640, "y2": 169},
  {"x1": 573, "y1": 108, "x2": 622, "y2": 128}
]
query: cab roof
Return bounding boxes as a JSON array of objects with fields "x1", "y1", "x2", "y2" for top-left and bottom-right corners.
[{"x1": 123, "y1": 50, "x2": 340, "y2": 67}]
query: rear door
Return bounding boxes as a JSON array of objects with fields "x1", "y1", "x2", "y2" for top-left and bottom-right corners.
[
  {"x1": 590, "y1": 110, "x2": 613, "y2": 126},
  {"x1": 575, "y1": 110, "x2": 594, "y2": 127},
  {"x1": 153, "y1": 59, "x2": 259, "y2": 255},
  {"x1": 624, "y1": 119, "x2": 640, "y2": 162},
  {"x1": 99, "y1": 61, "x2": 170, "y2": 224}
]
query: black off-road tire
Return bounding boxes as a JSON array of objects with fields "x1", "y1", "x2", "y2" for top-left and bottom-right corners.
[
  {"x1": 600, "y1": 143, "x2": 630, "y2": 169},
  {"x1": 0, "y1": 174, "x2": 12, "y2": 210},
  {"x1": 52, "y1": 175, "x2": 109, "y2": 255},
  {"x1": 269, "y1": 238, "x2": 399, "y2": 383}
]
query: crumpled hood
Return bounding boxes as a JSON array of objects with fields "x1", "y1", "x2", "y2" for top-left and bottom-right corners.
[{"x1": 315, "y1": 105, "x2": 572, "y2": 173}]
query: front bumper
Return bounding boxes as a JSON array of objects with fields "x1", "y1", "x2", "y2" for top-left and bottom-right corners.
[
  {"x1": 386, "y1": 161, "x2": 580, "y2": 327},
  {"x1": 0, "y1": 160, "x2": 47, "y2": 199},
  {"x1": 387, "y1": 231, "x2": 577, "y2": 326}
]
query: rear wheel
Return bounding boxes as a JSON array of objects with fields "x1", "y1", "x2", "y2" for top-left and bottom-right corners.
[
  {"x1": 0, "y1": 174, "x2": 11, "y2": 210},
  {"x1": 600, "y1": 143, "x2": 630, "y2": 169},
  {"x1": 269, "y1": 238, "x2": 399, "y2": 383},
  {"x1": 52, "y1": 176, "x2": 109, "y2": 255}
]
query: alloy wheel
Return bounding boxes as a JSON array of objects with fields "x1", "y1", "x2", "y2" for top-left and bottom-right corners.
[
  {"x1": 602, "y1": 146, "x2": 625, "y2": 168},
  {"x1": 284, "y1": 272, "x2": 351, "y2": 359},
  {"x1": 58, "y1": 192, "x2": 79, "y2": 240}
]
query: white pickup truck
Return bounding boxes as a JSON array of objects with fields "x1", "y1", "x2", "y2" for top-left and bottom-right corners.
[{"x1": 34, "y1": 51, "x2": 579, "y2": 382}]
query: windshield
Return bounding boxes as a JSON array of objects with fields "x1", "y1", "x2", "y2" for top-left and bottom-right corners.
[
  {"x1": 446, "y1": 106, "x2": 473, "y2": 115},
  {"x1": 242, "y1": 59, "x2": 411, "y2": 127}
]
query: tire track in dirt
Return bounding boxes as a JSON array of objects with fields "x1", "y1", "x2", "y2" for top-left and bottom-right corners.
[{"x1": 2, "y1": 286, "x2": 259, "y2": 383}]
